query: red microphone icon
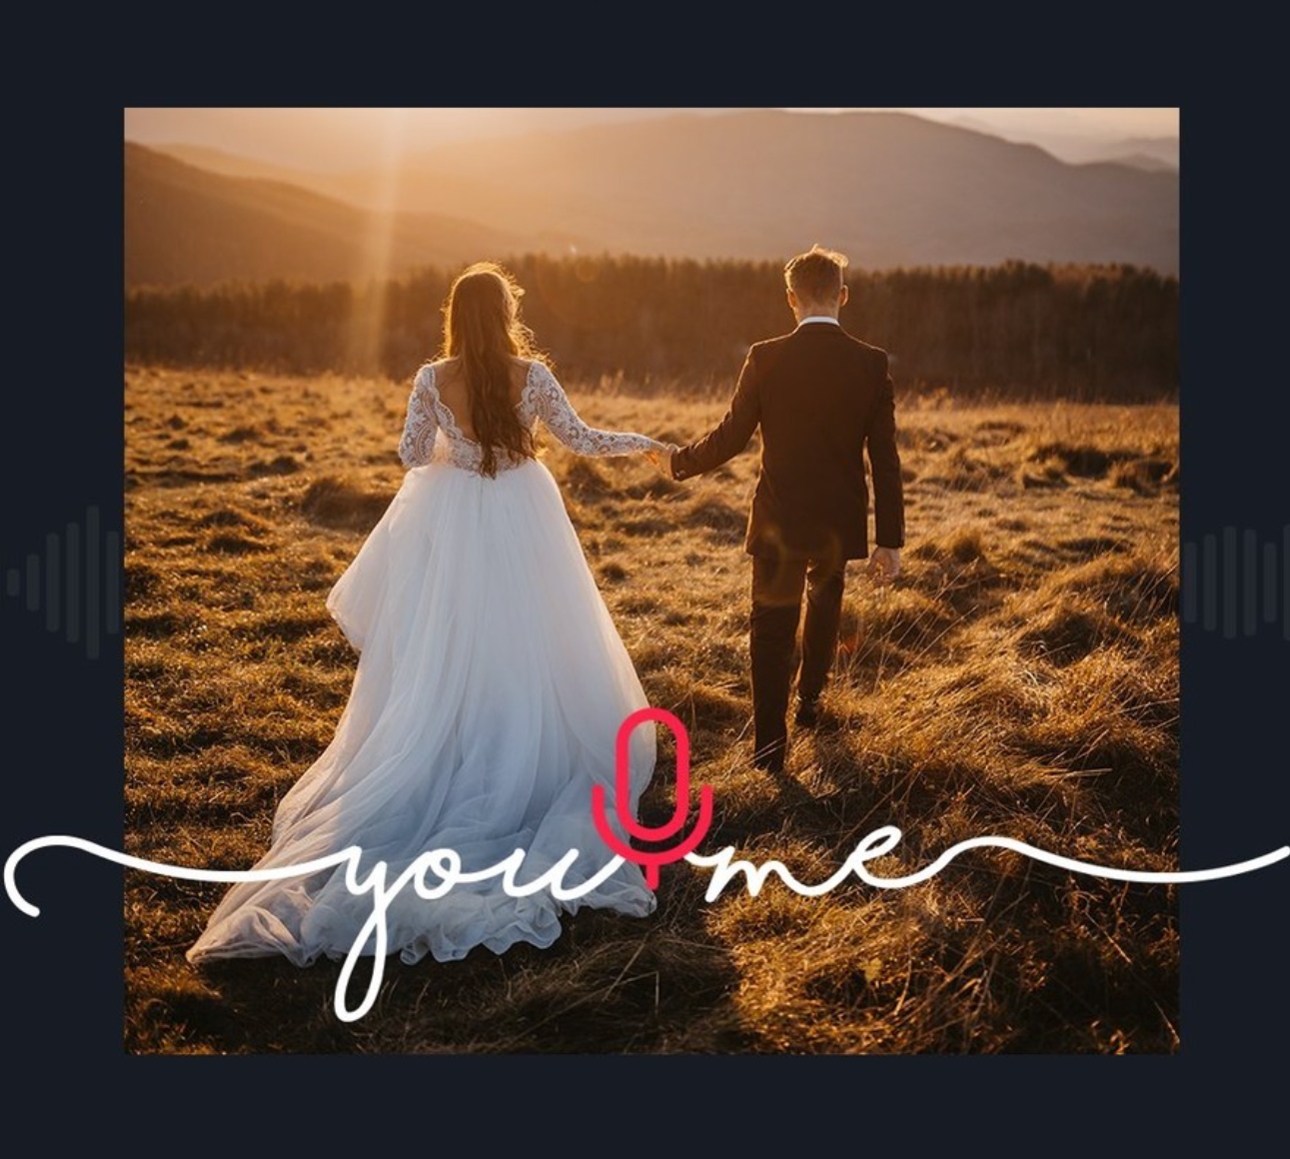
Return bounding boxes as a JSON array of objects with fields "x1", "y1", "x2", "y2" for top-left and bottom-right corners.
[{"x1": 591, "y1": 707, "x2": 714, "y2": 889}]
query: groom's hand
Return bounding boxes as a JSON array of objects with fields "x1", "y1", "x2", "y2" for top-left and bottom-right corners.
[{"x1": 866, "y1": 546, "x2": 901, "y2": 586}]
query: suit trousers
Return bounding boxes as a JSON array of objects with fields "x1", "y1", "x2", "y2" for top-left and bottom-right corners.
[{"x1": 749, "y1": 551, "x2": 847, "y2": 768}]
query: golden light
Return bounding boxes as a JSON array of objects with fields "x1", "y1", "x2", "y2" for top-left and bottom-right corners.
[{"x1": 345, "y1": 109, "x2": 409, "y2": 375}]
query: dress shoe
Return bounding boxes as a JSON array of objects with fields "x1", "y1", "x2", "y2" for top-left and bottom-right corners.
[
  {"x1": 752, "y1": 740, "x2": 787, "y2": 774},
  {"x1": 794, "y1": 699, "x2": 820, "y2": 728}
]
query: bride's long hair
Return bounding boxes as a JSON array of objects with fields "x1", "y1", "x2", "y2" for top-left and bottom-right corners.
[{"x1": 437, "y1": 262, "x2": 542, "y2": 478}]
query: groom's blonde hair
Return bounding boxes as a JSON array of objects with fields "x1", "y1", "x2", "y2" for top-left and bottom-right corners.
[{"x1": 785, "y1": 244, "x2": 848, "y2": 307}]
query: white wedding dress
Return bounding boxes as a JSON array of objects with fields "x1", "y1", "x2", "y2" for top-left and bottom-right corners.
[{"x1": 187, "y1": 360, "x2": 663, "y2": 968}]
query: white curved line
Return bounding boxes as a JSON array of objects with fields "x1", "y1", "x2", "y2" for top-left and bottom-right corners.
[{"x1": 4, "y1": 835, "x2": 361, "y2": 917}]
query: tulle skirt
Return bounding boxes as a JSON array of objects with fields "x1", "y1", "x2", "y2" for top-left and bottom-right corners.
[{"x1": 187, "y1": 457, "x2": 656, "y2": 968}]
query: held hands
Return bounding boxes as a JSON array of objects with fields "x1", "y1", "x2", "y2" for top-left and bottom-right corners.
[
  {"x1": 645, "y1": 442, "x2": 679, "y2": 474},
  {"x1": 865, "y1": 546, "x2": 901, "y2": 587}
]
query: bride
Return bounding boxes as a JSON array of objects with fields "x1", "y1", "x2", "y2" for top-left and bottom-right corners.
[{"x1": 187, "y1": 262, "x2": 673, "y2": 972}]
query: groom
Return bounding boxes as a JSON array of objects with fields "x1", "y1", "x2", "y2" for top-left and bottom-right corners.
[{"x1": 663, "y1": 245, "x2": 905, "y2": 773}]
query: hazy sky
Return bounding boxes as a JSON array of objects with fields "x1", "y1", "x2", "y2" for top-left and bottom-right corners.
[{"x1": 123, "y1": 108, "x2": 1179, "y2": 172}]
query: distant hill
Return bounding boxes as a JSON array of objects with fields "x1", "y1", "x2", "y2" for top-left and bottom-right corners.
[
  {"x1": 147, "y1": 143, "x2": 330, "y2": 187},
  {"x1": 1113, "y1": 136, "x2": 1180, "y2": 170},
  {"x1": 946, "y1": 119, "x2": 1179, "y2": 173},
  {"x1": 136, "y1": 110, "x2": 1180, "y2": 280},
  {"x1": 124, "y1": 143, "x2": 561, "y2": 289},
  {"x1": 1066, "y1": 137, "x2": 1178, "y2": 172},
  {"x1": 1103, "y1": 152, "x2": 1177, "y2": 174}
]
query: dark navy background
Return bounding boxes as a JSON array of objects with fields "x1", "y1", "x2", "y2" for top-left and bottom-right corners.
[{"x1": 3, "y1": 49, "x2": 1284, "y2": 1149}]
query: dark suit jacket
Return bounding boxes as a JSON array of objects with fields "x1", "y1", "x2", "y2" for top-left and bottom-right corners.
[{"x1": 671, "y1": 320, "x2": 904, "y2": 562}]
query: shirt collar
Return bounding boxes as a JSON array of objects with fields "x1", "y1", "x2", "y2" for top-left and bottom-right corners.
[{"x1": 796, "y1": 315, "x2": 841, "y2": 327}]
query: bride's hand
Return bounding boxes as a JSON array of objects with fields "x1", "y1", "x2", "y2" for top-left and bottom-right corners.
[{"x1": 645, "y1": 442, "x2": 678, "y2": 472}]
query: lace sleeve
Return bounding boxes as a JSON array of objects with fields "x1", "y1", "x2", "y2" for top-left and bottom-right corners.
[
  {"x1": 398, "y1": 365, "x2": 439, "y2": 467},
  {"x1": 528, "y1": 362, "x2": 663, "y2": 457}
]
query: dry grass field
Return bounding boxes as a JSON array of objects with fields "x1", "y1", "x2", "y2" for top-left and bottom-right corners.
[{"x1": 124, "y1": 365, "x2": 1180, "y2": 1054}]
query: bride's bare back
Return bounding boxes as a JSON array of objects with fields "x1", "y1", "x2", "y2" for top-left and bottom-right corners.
[{"x1": 430, "y1": 356, "x2": 529, "y2": 442}]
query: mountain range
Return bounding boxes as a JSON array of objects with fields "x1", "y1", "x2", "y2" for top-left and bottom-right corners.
[{"x1": 126, "y1": 110, "x2": 1179, "y2": 288}]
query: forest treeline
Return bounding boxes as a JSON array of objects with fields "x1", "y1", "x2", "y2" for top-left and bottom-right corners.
[{"x1": 124, "y1": 254, "x2": 1178, "y2": 401}]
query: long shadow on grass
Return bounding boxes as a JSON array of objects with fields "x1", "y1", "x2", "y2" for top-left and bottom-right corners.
[{"x1": 182, "y1": 888, "x2": 748, "y2": 1054}]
